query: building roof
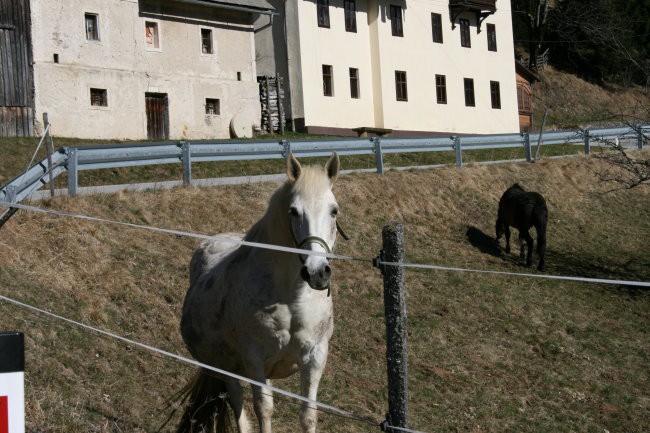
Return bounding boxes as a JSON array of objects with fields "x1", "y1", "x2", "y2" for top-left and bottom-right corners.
[
  {"x1": 205, "y1": 0, "x2": 275, "y2": 13},
  {"x1": 515, "y1": 61, "x2": 541, "y2": 83}
]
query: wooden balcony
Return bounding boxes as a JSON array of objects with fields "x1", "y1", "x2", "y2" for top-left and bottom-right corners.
[{"x1": 449, "y1": 0, "x2": 497, "y2": 32}]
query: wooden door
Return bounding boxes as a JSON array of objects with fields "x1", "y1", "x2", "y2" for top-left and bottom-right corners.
[
  {"x1": 145, "y1": 93, "x2": 168, "y2": 140},
  {"x1": 0, "y1": 0, "x2": 34, "y2": 137}
]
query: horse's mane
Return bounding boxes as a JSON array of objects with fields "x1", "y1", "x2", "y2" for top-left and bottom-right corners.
[{"x1": 510, "y1": 183, "x2": 525, "y2": 191}]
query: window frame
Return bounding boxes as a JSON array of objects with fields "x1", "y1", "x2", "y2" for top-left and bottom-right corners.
[
  {"x1": 459, "y1": 18, "x2": 471, "y2": 48},
  {"x1": 395, "y1": 70, "x2": 408, "y2": 102},
  {"x1": 487, "y1": 23, "x2": 497, "y2": 52},
  {"x1": 435, "y1": 74, "x2": 447, "y2": 104},
  {"x1": 464, "y1": 78, "x2": 475, "y2": 107},
  {"x1": 205, "y1": 98, "x2": 221, "y2": 116},
  {"x1": 349, "y1": 67, "x2": 360, "y2": 99},
  {"x1": 145, "y1": 20, "x2": 161, "y2": 51},
  {"x1": 322, "y1": 64, "x2": 334, "y2": 97},
  {"x1": 390, "y1": 5, "x2": 403, "y2": 37},
  {"x1": 431, "y1": 13, "x2": 443, "y2": 43},
  {"x1": 85, "y1": 13, "x2": 99, "y2": 41},
  {"x1": 317, "y1": 0, "x2": 330, "y2": 28},
  {"x1": 344, "y1": 0, "x2": 357, "y2": 33},
  {"x1": 490, "y1": 81, "x2": 501, "y2": 109},
  {"x1": 201, "y1": 27, "x2": 214, "y2": 54},
  {"x1": 90, "y1": 88, "x2": 108, "y2": 107}
]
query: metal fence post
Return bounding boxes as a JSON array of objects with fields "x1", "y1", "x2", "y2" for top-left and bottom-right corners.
[
  {"x1": 67, "y1": 147, "x2": 78, "y2": 197},
  {"x1": 373, "y1": 137, "x2": 384, "y2": 174},
  {"x1": 637, "y1": 124, "x2": 645, "y2": 149},
  {"x1": 376, "y1": 223, "x2": 409, "y2": 432},
  {"x1": 43, "y1": 113, "x2": 55, "y2": 197},
  {"x1": 523, "y1": 133, "x2": 532, "y2": 162},
  {"x1": 0, "y1": 332, "x2": 25, "y2": 433},
  {"x1": 583, "y1": 129, "x2": 591, "y2": 155},
  {"x1": 453, "y1": 136, "x2": 462, "y2": 167},
  {"x1": 181, "y1": 141, "x2": 192, "y2": 186},
  {"x1": 281, "y1": 139, "x2": 291, "y2": 158}
]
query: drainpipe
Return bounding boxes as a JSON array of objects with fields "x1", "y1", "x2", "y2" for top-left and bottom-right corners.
[{"x1": 282, "y1": 0, "x2": 296, "y2": 132}]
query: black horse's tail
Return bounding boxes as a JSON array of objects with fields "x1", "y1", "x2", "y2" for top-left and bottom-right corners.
[
  {"x1": 172, "y1": 369, "x2": 234, "y2": 433},
  {"x1": 535, "y1": 202, "x2": 548, "y2": 270}
]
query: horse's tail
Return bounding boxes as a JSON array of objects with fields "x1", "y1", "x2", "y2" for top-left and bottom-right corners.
[
  {"x1": 535, "y1": 202, "x2": 548, "y2": 270},
  {"x1": 173, "y1": 369, "x2": 234, "y2": 433}
]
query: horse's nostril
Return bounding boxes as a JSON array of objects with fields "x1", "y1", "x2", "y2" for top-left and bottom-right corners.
[{"x1": 300, "y1": 266, "x2": 310, "y2": 282}]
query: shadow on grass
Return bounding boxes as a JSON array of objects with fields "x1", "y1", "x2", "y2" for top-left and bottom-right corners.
[
  {"x1": 466, "y1": 226, "x2": 502, "y2": 258},
  {"x1": 544, "y1": 248, "x2": 649, "y2": 291}
]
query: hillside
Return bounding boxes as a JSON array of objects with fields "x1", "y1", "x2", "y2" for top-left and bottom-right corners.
[
  {"x1": 1, "y1": 154, "x2": 648, "y2": 432},
  {"x1": 531, "y1": 66, "x2": 650, "y2": 130}
]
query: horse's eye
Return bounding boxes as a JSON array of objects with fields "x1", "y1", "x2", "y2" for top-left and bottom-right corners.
[
  {"x1": 289, "y1": 207, "x2": 299, "y2": 217},
  {"x1": 331, "y1": 207, "x2": 339, "y2": 217}
]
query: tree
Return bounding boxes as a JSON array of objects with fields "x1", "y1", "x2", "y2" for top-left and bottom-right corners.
[{"x1": 511, "y1": 0, "x2": 553, "y2": 71}]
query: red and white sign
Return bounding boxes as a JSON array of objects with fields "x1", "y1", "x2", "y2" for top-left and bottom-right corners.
[{"x1": 0, "y1": 371, "x2": 24, "y2": 433}]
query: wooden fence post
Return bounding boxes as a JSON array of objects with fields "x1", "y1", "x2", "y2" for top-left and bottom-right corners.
[
  {"x1": 43, "y1": 113, "x2": 55, "y2": 197},
  {"x1": 0, "y1": 332, "x2": 25, "y2": 433},
  {"x1": 376, "y1": 223, "x2": 409, "y2": 432}
]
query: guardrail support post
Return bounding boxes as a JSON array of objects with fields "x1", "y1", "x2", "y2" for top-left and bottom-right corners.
[
  {"x1": 523, "y1": 133, "x2": 532, "y2": 162},
  {"x1": 375, "y1": 223, "x2": 409, "y2": 432},
  {"x1": 67, "y1": 147, "x2": 78, "y2": 197},
  {"x1": 373, "y1": 137, "x2": 384, "y2": 174},
  {"x1": 637, "y1": 124, "x2": 645, "y2": 149},
  {"x1": 281, "y1": 140, "x2": 291, "y2": 158},
  {"x1": 181, "y1": 141, "x2": 192, "y2": 186},
  {"x1": 0, "y1": 332, "x2": 25, "y2": 433},
  {"x1": 583, "y1": 129, "x2": 591, "y2": 155},
  {"x1": 453, "y1": 136, "x2": 462, "y2": 167},
  {"x1": 43, "y1": 113, "x2": 55, "y2": 197}
]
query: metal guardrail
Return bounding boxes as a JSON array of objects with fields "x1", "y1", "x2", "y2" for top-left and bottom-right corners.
[{"x1": 1, "y1": 125, "x2": 647, "y2": 201}]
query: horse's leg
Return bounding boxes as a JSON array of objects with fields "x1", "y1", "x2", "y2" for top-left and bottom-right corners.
[
  {"x1": 518, "y1": 232, "x2": 526, "y2": 259},
  {"x1": 504, "y1": 226, "x2": 511, "y2": 253},
  {"x1": 225, "y1": 379, "x2": 253, "y2": 433},
  {"x1": 299, "y1": 343, "x2": 329, "y2": 433},
  {"x1": 522, "y1": 231, "x2": 534, "y2": 267},
  {"x1": 243, "y1": 360, "x2": 273, "y2": 433}
]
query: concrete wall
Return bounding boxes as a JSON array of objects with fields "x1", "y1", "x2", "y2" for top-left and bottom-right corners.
[
  {"x1": 31, "y1": 0, "x2": 261, "y2": 140},
  {"x1": 263, "y1": 0, "x2": 519, "y2": 135}
]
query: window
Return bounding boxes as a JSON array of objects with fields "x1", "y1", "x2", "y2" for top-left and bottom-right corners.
[
  {"x1": 349, "y1": 68, "x2": 359, "y2": 99},
  {"x1": 431, "y1": 13, "x2": 443, "y2": 43},
  {"x1": 464, "y1": 78, "x2": 475, "y2": 107},
  {"x1": 390, "y1": 5, "x2": 403, "y2": 37},
  {"x1": 85, "y1": 13, "x2": 99, "y2": 41},
  {"x1": 145, "y1": 21, "x2": 160, "y2": 49},
  {"x1": 459, "y1": 18, "x2": 471, "y2": 48},
  {"x1": 317, "y1": 0, "x2": 330, "y2": 28},
  {"x1": 395, "y1": 70, "x2": 407, "y2": 101},
  {"x1": 517, "y1": 83, "x2": 532, "y2": 112},
  {"x1": 205, "y1": 98, "x2": 220, "y2": 115},
  {"x1": 344, "y1": 0, "x2": 357, "y2": 33},
  {"x1": 201, "y1": 28, "x2": 213, "y2": 54},
  {"x1": 90, "y1": 88, "x2": 107, "y2": 107},
  {"x1": 487, "y1": 23, "x2": 497, "y2": 51},
  {"x1": 322, "y1": 65, "x2": 333, "y2": 96},
  {"x1": 435, "y1": 75, "x2": 447, "y2": 104},
  {"x1": 490, "y1": 81, "x2": 501, "y2": 109}
]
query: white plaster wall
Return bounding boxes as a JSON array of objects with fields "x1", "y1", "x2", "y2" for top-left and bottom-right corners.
[
  {"x1": 295, "y1": 0, "x2": 519, "y2": 134},
  {"x1": 297, "y1": 0, "x2": 376, "y2": 129},
  {"x1": 30, "y1": 0, "x2": 261, "y2": 139}
]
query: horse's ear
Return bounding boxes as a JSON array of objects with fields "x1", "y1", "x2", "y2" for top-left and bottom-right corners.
[
  {"x1": 286, "y1": 152, "x2": 302, "y2": 183},
  {"x1": 325, "y1": 152, "x2": 340, "y2": 183}
]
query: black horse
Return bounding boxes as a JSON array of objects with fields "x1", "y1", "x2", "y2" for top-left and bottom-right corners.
[{"x1": 495, "y1": 183, "x2": 548, "y2": 271}]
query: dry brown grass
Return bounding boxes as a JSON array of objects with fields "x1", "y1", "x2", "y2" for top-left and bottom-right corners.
[{"x1": 1, "y1": 154, "x2": 648, "y2": 432}]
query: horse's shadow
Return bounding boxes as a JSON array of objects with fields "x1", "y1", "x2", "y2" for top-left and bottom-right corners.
[{"x1": 465, "y1": 226, "x2": 502, "y2": 258}]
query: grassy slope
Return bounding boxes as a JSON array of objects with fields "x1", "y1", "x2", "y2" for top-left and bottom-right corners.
[{"x1": 0, "y1": 154, "x2": 648, "y2": 433}]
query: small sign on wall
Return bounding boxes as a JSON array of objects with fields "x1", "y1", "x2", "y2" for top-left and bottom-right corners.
[{"x1": 0, "y1": 332, "x2": 24, "y2": 433}]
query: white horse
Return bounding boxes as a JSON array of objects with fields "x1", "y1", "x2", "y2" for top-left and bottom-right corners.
[{"x1": 176, "y1": 153, "x2": 341, "y2": 433}]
